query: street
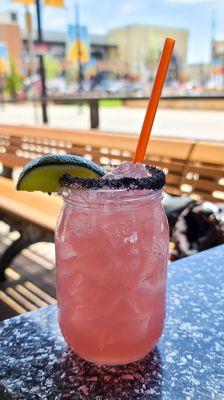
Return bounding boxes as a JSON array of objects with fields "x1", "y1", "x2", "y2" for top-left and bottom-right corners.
[{"x1": 0, "y1": 103, "x2": 223, "y2": 141}]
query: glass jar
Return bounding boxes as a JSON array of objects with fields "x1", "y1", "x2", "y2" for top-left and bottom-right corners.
[{"x1": 55, "y1": 188, "x2": 169, "y2": 365}]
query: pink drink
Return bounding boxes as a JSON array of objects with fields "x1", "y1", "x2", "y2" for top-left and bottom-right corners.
[{"x1": 55, "y1": 186, "x2": 169, "y2": 365}]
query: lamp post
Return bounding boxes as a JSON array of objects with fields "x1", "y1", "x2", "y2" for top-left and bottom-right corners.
[
  {"x1": 75, "y1": 3, "x2": 83, "y2": 92},
  {"x1": 24, "y1": 6, "x2": 38, "y2": 123},
  {"x1": 36, "y1": 0, "x2": 48, "y2": 123}
]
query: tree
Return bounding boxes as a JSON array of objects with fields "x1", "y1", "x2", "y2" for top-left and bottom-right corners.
[
  {"x1": 66, "y1": 62, "x2": 79, "y2": 82},
  {"x1": 44, "y1": 55, "x2": 61, "y2": 80},
  {"x1": 146, "y1": 34, "x2": 160, "y2": 79},
  {"x1": 5, "y1": 60, "x2": 23, "y2": 100}
]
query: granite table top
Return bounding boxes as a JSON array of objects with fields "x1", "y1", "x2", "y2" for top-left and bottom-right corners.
[{"x1": 0, "y1": 245, "x2": 224, "y2": 400}]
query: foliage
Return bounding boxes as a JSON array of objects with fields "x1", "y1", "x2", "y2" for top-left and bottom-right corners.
[
  {"x1": 5, "y1": 60, "x2": 23, "y2": 99},
  {"x1": 66, "y1": 62, "x2": 79, "y2": 82},
  {"x1": 44, "y1": 55, "x2": 61, "y2": 80},
  {"x1": 146, "y1": 34, "x2": 160, "y2": 77}
]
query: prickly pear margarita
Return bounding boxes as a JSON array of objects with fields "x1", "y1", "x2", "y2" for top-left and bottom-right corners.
[
  {"x1": 16, "y1": 37, "x2": 175, "y2": 365},
  {"x1": 55, "y1": 163, "x2": 169, "y2": 365}
]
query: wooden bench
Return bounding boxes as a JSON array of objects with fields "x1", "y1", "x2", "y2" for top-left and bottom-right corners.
[
  {"x1": 0, "y1": 177, "x2": 61, "y2": 279},
  {"x1": 0, "y1": 124, "x2": 223, "y2": 279},
  {"x1": 0, "y1": 123, "x2": 224, "y2": 202}
]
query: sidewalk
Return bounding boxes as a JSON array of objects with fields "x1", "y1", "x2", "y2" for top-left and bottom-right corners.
[{"x1": 0, "y1": 103, "x2": 223, "y2": 141}]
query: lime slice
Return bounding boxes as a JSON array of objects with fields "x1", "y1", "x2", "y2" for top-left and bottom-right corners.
[{"x1": 16, "y1": 154, "x2": 105, "y2": 192}]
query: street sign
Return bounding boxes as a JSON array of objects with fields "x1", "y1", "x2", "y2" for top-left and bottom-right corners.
[
  {"x1": 12, "y1": 0, "x2": 64, "y2": 5},
  {"x1": 34, "y1": 43, "x2": 49, "y2": 56},
  {"x1": 67, "y1": 25, "x2": 90, "y2": 64},
  {"x1": 12, "y1": 0, "x2": 35, "y2": 5},
  {"x1": 44, "y1": 0, "x2": 64, "y2": 6},
  {"x1": 0, "y1": 43, "x2": 8, "y2": 74}
]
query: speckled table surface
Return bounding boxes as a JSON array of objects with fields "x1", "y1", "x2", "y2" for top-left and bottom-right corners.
[{"x1": 0, "y1": 245, "x2": 224, "y2": 400}]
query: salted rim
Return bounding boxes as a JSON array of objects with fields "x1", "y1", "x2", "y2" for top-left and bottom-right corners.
[{"x1": 59, "y1": 165, "x2": 166, "y2": 191}]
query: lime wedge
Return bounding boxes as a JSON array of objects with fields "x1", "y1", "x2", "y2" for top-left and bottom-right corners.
[{"x1": 16, "y1": 154, "x2": 105, "y2": 192}]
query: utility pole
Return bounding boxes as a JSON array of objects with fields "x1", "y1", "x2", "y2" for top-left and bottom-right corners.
[
  {"x1": 75, "y1": 3, "x2": 83, "y2": 92},
  {"x1": 0, "y1": 71, "x2": 4, "y2": 111},
  {"x1": 25, "y1": 6, "x2": 38, "y2": 124},
  {"x1": 36, "y1": 0, "x2": 48, "y2": 123}
]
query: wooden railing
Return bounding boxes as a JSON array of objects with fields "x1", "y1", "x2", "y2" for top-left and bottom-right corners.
[{"x1": 0, "y1": 124, "x2": 223, "y2": 202}]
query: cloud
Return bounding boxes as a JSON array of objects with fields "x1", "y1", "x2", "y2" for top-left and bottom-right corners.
[
  {"x1": 120, "y1": 0, "x2": 147, "y2": 14},
  {"x1": 44, "y1": 14, "x2": 67, "y2": 31},
  {"x1": 164, "y1": 0, "x2": 217, "y2": 2},
  {"x1": 90, "y1": 27, "x2": 106, "y2": 34},
  {"x1": 71, "y1": 0, "x2": 96, "y2": 4}
]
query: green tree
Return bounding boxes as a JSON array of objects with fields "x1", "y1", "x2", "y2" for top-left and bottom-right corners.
[
  {"x1": 66, "y1": 62, "x2": 79, "y2": 82},
  {"x1": 5, "y1": 60, "x2": 23, "y2": 100},
  {"x1": 146, "y1": 34, "x2": 160, "y2": 79},
  {"x1": 44, "y1": 55, "x2": 61, "y2": 80}
]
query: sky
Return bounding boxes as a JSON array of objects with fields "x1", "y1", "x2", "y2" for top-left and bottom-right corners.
[{"x1": 1, "y1": 0, "x2": 224, "y2": 64}]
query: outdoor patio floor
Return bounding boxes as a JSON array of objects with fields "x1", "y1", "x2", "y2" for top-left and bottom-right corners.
[{"x1": 0, "y1": 221, "x2": 56, "y2": 321}]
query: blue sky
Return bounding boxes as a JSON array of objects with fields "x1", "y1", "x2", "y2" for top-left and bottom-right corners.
[{"x1": 1, "y1": 0, "x2": 224, "y2": 64}]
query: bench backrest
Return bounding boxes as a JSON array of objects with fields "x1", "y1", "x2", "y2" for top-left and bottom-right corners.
[
  {"x1": 0, "y1": 176, "x2": 61, "y2": 230},
  {"x1": 0, "y1": 124, "x2": 223, "y2": 202},
  {"x1": 180, "y1": 142, "x2": 224, "y2": 202}
]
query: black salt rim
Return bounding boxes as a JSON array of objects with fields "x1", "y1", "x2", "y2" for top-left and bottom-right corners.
[{"x1": 59, "y1": 165, "x2": 165, "y2": 191}]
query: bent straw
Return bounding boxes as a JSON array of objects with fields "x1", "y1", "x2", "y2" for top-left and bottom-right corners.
[{"x1": 133, "y1": 38, "x2": 175, "y2": 163}]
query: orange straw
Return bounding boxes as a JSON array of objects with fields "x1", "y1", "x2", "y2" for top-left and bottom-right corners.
[{"x1": 133, "y1": 37, "x2": 175, "y2": 163}]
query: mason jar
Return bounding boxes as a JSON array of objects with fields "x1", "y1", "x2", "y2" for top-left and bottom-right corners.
[{"x1": 55, "y1": 167, "x2": 169, "y2": 365}]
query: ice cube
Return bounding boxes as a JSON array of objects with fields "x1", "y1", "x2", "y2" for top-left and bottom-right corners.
[
  {"x1": 58, "y1": 243, "x2": 78, "y2": 260},
  {"x1": 98, "y1": 328, "x2": 114, "y2": 351},
  {"x1": 102, "y1": 162, "x2": 148, "y2": 180}
]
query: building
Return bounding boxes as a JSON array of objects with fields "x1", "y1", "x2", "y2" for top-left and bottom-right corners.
[
  {"x1": 107, "y1": 25, "x2": 189, "y2": 79},
  {"x1": 211, "y1": 40, "x2": 224, "y2": 87},
  {"x1": 0, "y1": 11, "x2": 189, "y2": 81},
  {"x1": 22, "y1": 31, "x2": 117, "y2": 60},
  {"x1": 88, "y1": 34, "x2": 117, "y2": 62},
  {"x1": 22, "y1": 25, "x2": 188, "y2": 79},
  {"x1": 185, "y1": 63, "x2": 211, "y2": 84},
  {"x1": 0, "y1": 11, "x2": 18, "y2": 24},
  {"x1": 0, "y1": 12, "x2": 22, "y2": 68}
]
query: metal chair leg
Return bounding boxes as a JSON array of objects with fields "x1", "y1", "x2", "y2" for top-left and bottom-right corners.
[
  {"x1": 0, "y1": 226, "x2": 54, "y2": 280},
  {"x1": 0, "y1": 234, "x2": 36, "y2": 280}
]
